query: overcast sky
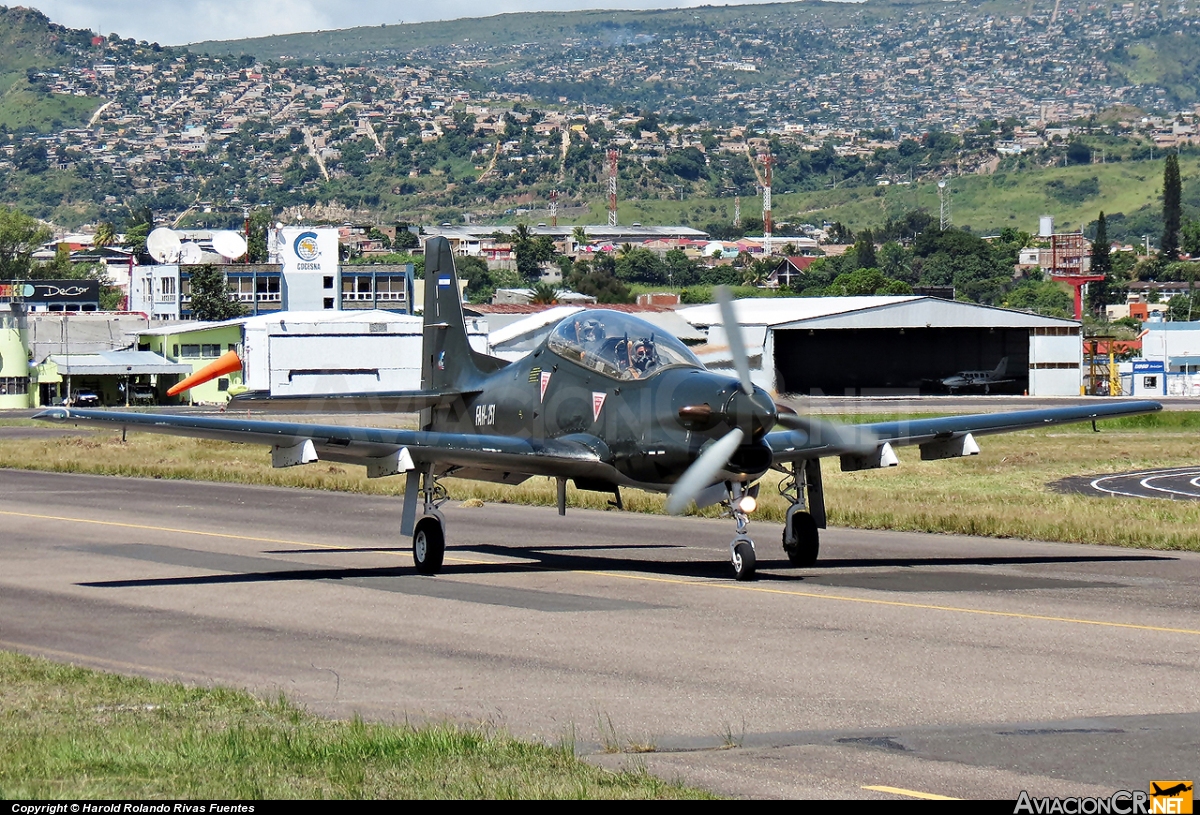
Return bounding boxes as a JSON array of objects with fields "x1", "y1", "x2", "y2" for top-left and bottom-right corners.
[{"x1": 32, "y1": 1, "x2": 818, "y2": 46}]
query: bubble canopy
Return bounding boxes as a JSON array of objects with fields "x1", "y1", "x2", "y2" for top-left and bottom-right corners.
[{"x1": 547, "y1": 309, "x2": 704, "y2": 381}]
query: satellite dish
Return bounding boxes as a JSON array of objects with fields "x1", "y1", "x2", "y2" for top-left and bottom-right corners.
[
  {"x1": 179, "y1": 242, "x2": 203, "y2": 265},
  {"x1": 212, "y1": 231, "x2": 248, "y2": 260},
  {"x1": 146, "y1": 228, "x2": 181, "y2": 263}
]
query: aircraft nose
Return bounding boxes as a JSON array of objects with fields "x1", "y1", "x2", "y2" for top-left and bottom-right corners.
[{"x1": 726, "y1": 387, "x2": 778, "y2": 440}]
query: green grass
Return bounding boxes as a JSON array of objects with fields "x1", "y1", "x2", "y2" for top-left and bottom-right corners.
[
  {"x1": 0, "y1": 651, "x2": 712, "y2": 799},
  {"x1": 550, "y1": 155, "x2": 1198, "y2": 239},
  {"x1": 0, "y1": 75, "x2": 99, "y2": 132}
]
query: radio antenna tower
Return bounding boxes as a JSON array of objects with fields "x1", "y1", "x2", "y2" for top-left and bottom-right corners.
[
  {"x1": 734, "y1": 194, "x2": 741, "y2": 227},
  {"x1": 938, "y1": 179, "x2": 950, "y2": 231},
  {"x1": 759, "y1": 152, "x2": 774, "y2": 256},
  {"x1": 607, "y1": 149, "x2": 619, "y2": 227},
  {"x1": 549, "y1": 190, "x2": 558, "y2": 227}
]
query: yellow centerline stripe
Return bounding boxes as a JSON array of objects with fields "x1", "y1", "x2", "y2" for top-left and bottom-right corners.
[
  {"x1": 6, "y1": 508, "x2": 1200, "y2": 637},
  {"x1": 863, "y1": 785, "x2": 959, "y2": 800}
]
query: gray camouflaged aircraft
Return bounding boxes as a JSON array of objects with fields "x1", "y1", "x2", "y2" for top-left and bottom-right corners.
[{"x1": 37, "y1": 237, "x2": 1163, "y2": 580}]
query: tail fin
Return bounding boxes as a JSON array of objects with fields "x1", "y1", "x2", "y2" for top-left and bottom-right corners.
[
  {"x1": 993, "y1": 357, "x2": 1008, "y2": 378},
  {"x1": 421, "y1": 236, "x2": 507, "y2": 393}
]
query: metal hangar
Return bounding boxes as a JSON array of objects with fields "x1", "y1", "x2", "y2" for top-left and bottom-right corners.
[{"x1": 680, "y1": 296, "x2": 1082, "y2": 397}]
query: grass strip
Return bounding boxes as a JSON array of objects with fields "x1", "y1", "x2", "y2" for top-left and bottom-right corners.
[{"x1": 0, "y1": 651, "x2": 713, "y2": 799}]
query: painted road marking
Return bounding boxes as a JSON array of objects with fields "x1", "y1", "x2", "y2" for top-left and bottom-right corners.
[{"x1": 863, "y1": 785, "x2": 959, "y2": 800}]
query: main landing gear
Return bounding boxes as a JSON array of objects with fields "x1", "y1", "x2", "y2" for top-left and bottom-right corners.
[
  {"x1": 778, "y1": 460, "x2": 825, "y2": 568},
  {"x1": 409, "y1": 466, "x2": 448, "y2": 575}
]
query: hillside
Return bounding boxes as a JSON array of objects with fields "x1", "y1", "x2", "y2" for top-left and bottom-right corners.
[{"x1": 0, "y1": 6, "x2": 101, "y2": 132}]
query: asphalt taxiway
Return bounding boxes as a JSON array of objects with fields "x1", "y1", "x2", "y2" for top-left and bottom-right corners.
[
  {"x1": 1, "y1": 469, "x2": 1197, "y2": 800},
  {"x1": 1055, "y1": 467, "x2": 1200, "y2": 501}
]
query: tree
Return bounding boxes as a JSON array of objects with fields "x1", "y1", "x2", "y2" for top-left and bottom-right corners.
[
  {"x1": 93, "y1": 222, "x2": 117, "y2": 249},
  {"x1": 853, "y1": 229, "x2": 877, "y2": 270},
  {"x1": 0, "y1": 206, "x2": 50, "y2": 280},
  {"x1": 1086, "y1": 211, "x2": 1119, "y2": 314},
  {"x1": 188, "y1": 265, "x2": 246, "y2": 321},
  {"x1": 529, "y1": 282, "x2": 561, "y2": 304},
  {"x1": 1162, "y1": 154, "x2": 1182, "y2": 262}
]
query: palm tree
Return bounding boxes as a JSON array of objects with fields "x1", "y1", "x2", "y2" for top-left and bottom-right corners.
[
  {"x1": 572, "y1": 225, "x2": 588, "y2": 248},
  {"x1": 93, "y1": 221, "x2": 117, "y2": 249},
  {"x1": 529, "y1": 282, "x2": 561, "y2": 304}
]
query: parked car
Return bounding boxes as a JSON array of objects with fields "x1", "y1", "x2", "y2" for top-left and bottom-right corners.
[{"x1": 69, "y1": 391, "x2": 100, "y2": 407}]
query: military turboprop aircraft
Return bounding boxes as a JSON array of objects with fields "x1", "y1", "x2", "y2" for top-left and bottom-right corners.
[
  {"x1": 940, "y1": 357, "x2": 1017, "y2": 394},
  {"x1": 37, "y1": 237, "x2": 1162, "y2": 580}
]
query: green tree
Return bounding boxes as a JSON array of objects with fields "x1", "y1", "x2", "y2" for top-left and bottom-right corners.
[
  {"x1": 188, "y1": 265, "x2": 246, "y2": 322},
  {"x1": 529, "y1": 282, "x2": 561, "y2": 304},
  {"x1": 1162, "y1": 154, "x2": 1182, "y2": 261},
  {"x1": 0, "y1": 206, "x2": 50, "y2": 280},
  {"x1": 93, "y1": 222, "x2": 117, "y2": 249},
  {"x1": 853, "y1": 229, "x2": 877, "y2": 270},
  {"x1": 1087, "y1": 212, "x2": 1118, "y2": 313},
  {"x1": 1181, "y1": 218, "x2": 1200, "y2": 258}
]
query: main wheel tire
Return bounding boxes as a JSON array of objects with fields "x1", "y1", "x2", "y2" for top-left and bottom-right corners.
[
  {"x1": 731, "y1": 540, "x2": 757, "y2": 581},
  {"x1": 783, "y1": 511, "x2": 820, "y2": 567},
  {"x1": 413, "y1": 516, "x2": 445, "y2": 575}
]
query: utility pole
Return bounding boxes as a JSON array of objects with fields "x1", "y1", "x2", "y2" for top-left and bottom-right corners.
[{"x1": 607, "y1": 149, "x2": 618, "y2": 227}]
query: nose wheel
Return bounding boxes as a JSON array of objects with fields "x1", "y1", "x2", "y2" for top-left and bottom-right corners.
[
  {"x1": 730, "y1": 535, "x2": 756, "y2": 581},
  {"x1": 726, "y1": 483, "x2": 758, "y2": 581}
]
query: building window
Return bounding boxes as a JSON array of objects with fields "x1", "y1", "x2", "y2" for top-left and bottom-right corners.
[
  {"x1": 343, "y1": 276, "x2": 374, "y2": 300},
  {"x1": 180, "y1": 344, "x2": 201, "y2": 357},
  {"x1": 0, "y1": 377, "x2": 30, "y2": 395},
  {"x1": 323, "y1": 297, "x2": 334, "y2": 309},
  {"x1": 376, "y1": 277, "x2": 407, "y2": 301},
  {"x1": 217, "y1": 378, "x2": 229, "y2": 391},
  {"x1": 160, "y1": 277, "x2": 176, "y2": 296},
  {"x1": 323, "y1": 276, "x2": 334, "y2": 289},
  {"x1": 256, "y1": 276, "x2": 281, "y2": 301},
  {"x1": 201, "y1": 344, "x2": 221, "y2": 357}
]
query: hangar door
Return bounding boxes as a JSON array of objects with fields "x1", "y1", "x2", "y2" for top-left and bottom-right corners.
[{"x1": 773, "y1": 327, "x2": 1030, "y2": 395}]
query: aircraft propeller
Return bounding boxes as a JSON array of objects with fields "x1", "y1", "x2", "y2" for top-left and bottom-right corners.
[{"x1": 667, "y1": 287, "x2": 877, "y2": 515}]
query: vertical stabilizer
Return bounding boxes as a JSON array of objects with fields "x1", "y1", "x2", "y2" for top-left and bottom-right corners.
[{"x1": 420, "y1": 237, "x2": 506, "y2": 395}]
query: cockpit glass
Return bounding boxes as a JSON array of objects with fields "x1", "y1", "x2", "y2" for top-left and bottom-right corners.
[{"x1": 547, "y1": 310, "x2": 703, "y2": 381}]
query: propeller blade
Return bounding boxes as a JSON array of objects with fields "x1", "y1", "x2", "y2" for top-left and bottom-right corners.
[
  {"x1": 715, "y1": 285, "x2": 754, "y2": 396},
  {"x1": 666, "y1": 427, "x2": 745, "y2": 515},
  {"x1": 773, "y1": 411, "x2": 879, "y2": 455}
]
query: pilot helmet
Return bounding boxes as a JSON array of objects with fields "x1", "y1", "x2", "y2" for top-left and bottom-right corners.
[{"x1": 579, "y1": 318, "x2": 605, "y2": 343}]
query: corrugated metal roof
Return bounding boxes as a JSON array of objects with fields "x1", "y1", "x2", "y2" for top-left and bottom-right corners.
[
  {"x1": 137, "y1": 309, "x2": 419, "y2": 336},
  {"x1": 679, "y1": 296, "x2": 1078, "y2": 329},
  {"x1": 50, "y1": 350, "x2": 192, "y2": 375}
]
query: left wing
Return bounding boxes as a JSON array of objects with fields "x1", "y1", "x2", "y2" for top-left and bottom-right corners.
[
  {"x1": 34, "y1": 408, "x2": 614, "y2": 481},
  {"x1": 766, "y1": 400, "x2": 1163, "y2": 467}
]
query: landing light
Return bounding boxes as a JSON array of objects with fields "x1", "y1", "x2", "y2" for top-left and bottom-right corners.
[{"x1": 738, "y1": 494, "x2": 757, "y2": 513}]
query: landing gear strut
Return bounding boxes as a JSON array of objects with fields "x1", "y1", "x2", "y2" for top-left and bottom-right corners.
[
  {"x1": 725, "y1": 482, "x2": 757, "y2": 581},
  {"x1": 409, "y1": 466, "x2": 448, "y2": 575},
  {"x1": 778, "y1": 460, "x2": 825, "y2": 567}
]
